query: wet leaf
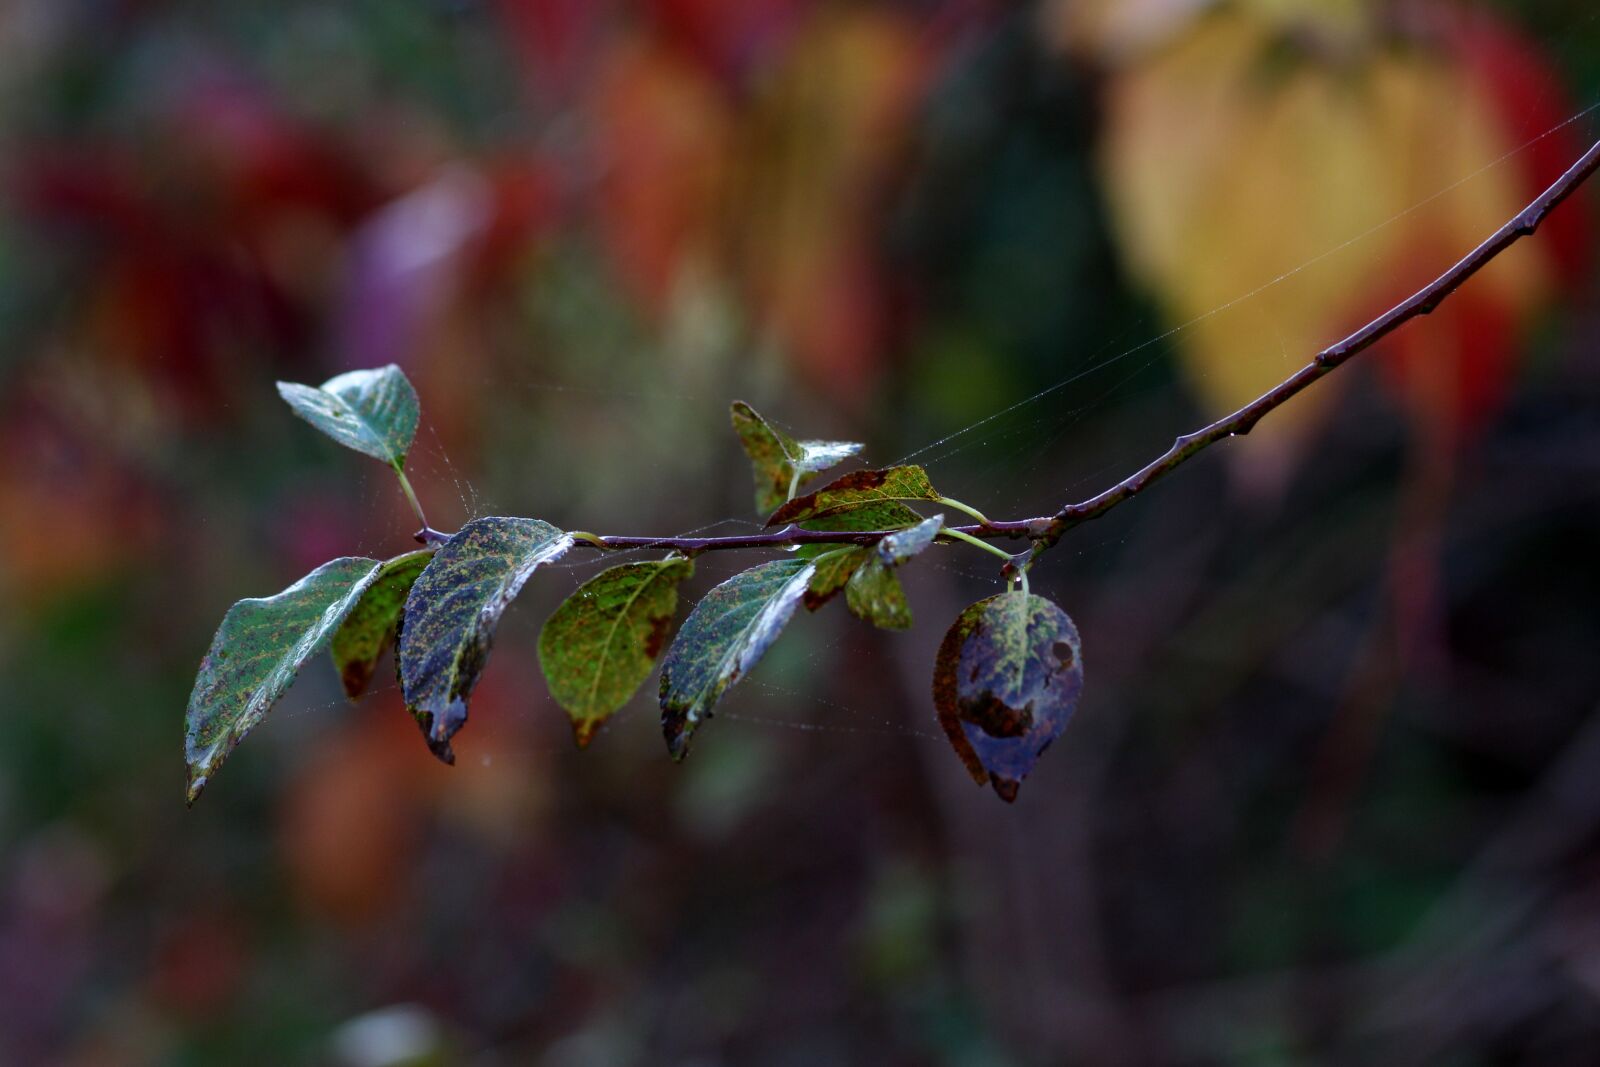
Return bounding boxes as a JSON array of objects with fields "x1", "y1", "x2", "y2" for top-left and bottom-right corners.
[
  {"x1": 931, "y1": 591, "x2": 1083, "y2": 803},
  {"x1": 329, "y1": 549, "x2": 434, "y2": 700},
  {"x1": 398, "y1": 517, "x2": 573, "y2": 764},
  {"x1": 768, "y1": 466, "x2": 939, "y2": 526},
  {"x1": 804, "y1": 547, "x2": 870, "y2": 610},
  {"x1": 730, "y1": 400, "x2": 863, "y2": 514},
  {"x1": 539, "y1": 558, "x2": 695, "y2": 747},
  {"x1": 841, "y1": 515, "x2": 943, "y2": 630},
  {"x1": 875, "y1": 514, "x2": 942, "y2": 564},
  {"x1": 186, "y1": 557, "x2": 387, "y2": 803},
  {"x1": 659, "y1": 559, "x2": 814, "y2": 759},
  {"x1": 844, "y1": 562, "x2": 911, "y2": 630},
  {"x1": 276, "y1": 364, "x2": 420, "y2": 467}
]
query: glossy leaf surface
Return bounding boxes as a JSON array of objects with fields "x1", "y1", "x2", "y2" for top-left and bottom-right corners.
[
  {"x1": 730, "y1": 400, "x2": 862, "y2": 514},
  {"x1": 399, "y1": 517, "x2": 572, "y2": 764},
  {"x1": 840, "y1": 515, "x2": 942, "y2": 630},
  {"x1": 659, "y1": 559, "x2": 814, "y2": 759},
  {"x1": 932, "y1": 591, "x2": 1083, "y2": 803},
  {"x1": 277, "y1": 364, "x2": 420, "y2": 466},
  {"x1": 186, "y1": 557, "x2": 385, "y2": 802},
  {"x1": 329, "y1": 548, "x2": 434, "y2": 700},
  {"x1": 539, "y1": 558, "x2": 695, "y2": 746}
]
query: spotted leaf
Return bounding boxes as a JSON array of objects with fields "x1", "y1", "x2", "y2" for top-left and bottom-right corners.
[
  {"x1": 539, "y1": 558, "x2": 695, "y2": 747},
  {"x1": 659, "y1": 559, "x2": 814, "y2": 759},
  {"x1": 932, "y1": 591, "x2": 1083, "y2": 803},
  {"x1": 399, "y1": 517, "x2": 573, "y2": 764},
  {"x1": 840, "y1": 515, "x2": 943, "y2": 630},
  {"x1": 186, "y1": 557, "x2": 387, "y2": 803},
  {"x1": 768, "y1": 466, "x2": 940, "y2": 526}
]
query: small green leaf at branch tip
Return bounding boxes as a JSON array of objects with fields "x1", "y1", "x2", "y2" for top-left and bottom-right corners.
[
  {"x1": 539, "y1": 558, "x2": 694, "y2": 747},
  {"x1": 330, "y1": 548, "x2": 434, "y2": 701},
  {"x1": 932, "y1": 591, "x2": 1083, "y2": 803},
  {"x1": 277, "y1": 364, "x2": 420, "y2": 466},
  {"x1": 659, "y1": 558, "x2": 814, "y2": 760},
  {"x1": 730, "y1": 401, "x2": 863, "y2": 515},
  {"x1": 767, "y1": 465, "x2": 941, "y2": 527},
  {"x1": 398, "y1": 517, "x2": 573, "y2": 765},
  {"x1": 185, "y1": 556, "x2": 389, "y2": 803}
]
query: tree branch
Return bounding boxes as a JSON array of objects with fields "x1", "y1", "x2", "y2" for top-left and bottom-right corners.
[
  {"x1": 438, "y1": 137, "x2": 1600, "y2": 565},
  {"x1": 1037, "y1": 136, "x2": 1600, "y2": 550}
]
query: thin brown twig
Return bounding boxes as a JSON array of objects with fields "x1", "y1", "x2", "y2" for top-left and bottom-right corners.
[{"x1": 431, "y1": 137, "x2": 1600, "y2": 563}]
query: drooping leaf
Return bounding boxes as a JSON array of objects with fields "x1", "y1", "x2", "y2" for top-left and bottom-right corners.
[
  {"x1": 539, "y1": 558, "x2": 695, "y2": 747},
  {"x1": 768, "y1": 465, "x2": 940, "y2": 526},
  {"x1": 398, "y1": 517, "x2": 573, "y2": 764},
  {"x1": 841, "y1": 515, "x2": 943, "y2": 630},
  {"x1": 844, "y1": 562, "x2": 912, "y2": 629},
  {"x1": 329, "y1": 548, "x2": 434, "y2": 700},
  {"x1": 659, "y1": 558, "x2": 814, "y2": 759},
  {"x1": 931, "y1": 591, "x2": 1083, "y2": 803},
  {"x1": 276, "y1": 364, "x2": 420, "y2": 467},
  {"x1": 730, "y1": 401, "x2": 863, "y2": 514},
  {"x1": 185, "y1": 557, "x2": 387, "y2": 803},
  {"x1": 805, "y1": 547, "x2": 870, "y2": 610},
  {"x1": 803, "y1": 514, "x2": 943, "y2": 614}
]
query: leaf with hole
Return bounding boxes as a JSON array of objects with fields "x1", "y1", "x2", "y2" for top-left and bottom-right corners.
[
  {"x1": 329, "y1": 548, "x2": 434, "y2": 700},
  {"x1": 768, "y1": 465, "x2": 940, "y2": 526},
  {"x1": 186, "y1": 556, "x2": 388, "y2": 803},
  {"x1": 277, "y1": 363, "x2": 420, "y2": 467},
  {"x1": 931, "y1": 591, "x2": 1083, "y2": 803},
  {"x1": 539, "y1": 558, "x2": 695, "y2": 747},
  {"x1": 659, "y1": 559, "x2": 814, "y2": 759},
  {"x1": 730, "y1": 401, "x2": 863, "y2": 515},
  {"x1": 399, "y1": 517, "x2": 573, "y2": 764}
]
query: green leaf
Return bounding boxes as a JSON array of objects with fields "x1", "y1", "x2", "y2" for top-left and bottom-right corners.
[
  {"x1": 768, "y1": 466, "x2": 940, "y2": 526},
  {"x1": 844, "y1": 563, "x2": 912, "y2": 630},
  {"x1": 277, "y1": 364, "x2": 420, "y2": 467},
  {"x1": 807, "y1": 515, "x2": 942, "y2": 620},
  {"x1": 659, "y1": 558, "x2": 814, "y2": 759},
  {"x1": 931, "y1": 591, "x2": 1083, "y2": 803},
  {"x1": 804, "y1": 547, "x2": 869, "y2": 610},
  {"x1": 185, "y1": 557, "x2": 387, "y2": 803},
  {"x1": 840, "y1": 515, "x2": 943, "y2": 630},
  {"x1": 797, "y1": 500, "x2": 923, "y2": 533},
  {"x1": 329, "y1": 548, "x2": 434, "y2": 700},
  {"x1": 398, "y1": 517, "x2": 573, "y2": 764},
  {"x1": 539, "y1": 558, "x2": 695, "y2": 747},
  {"x1": 730, "y1": 401, "x2": 862, "y2": 515}
]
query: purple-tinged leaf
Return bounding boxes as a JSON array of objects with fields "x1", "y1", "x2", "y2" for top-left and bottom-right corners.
[{"x1": 932, "y1": 591, "x2": 1083, "y2": 802}]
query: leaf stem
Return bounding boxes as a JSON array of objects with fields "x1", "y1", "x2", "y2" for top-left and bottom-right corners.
[
  {"x1": 936, "y1": 496, "x2": 991, "y2": 526},
  {"x1": 942, "y1": 527, "x2": 1016, "y2": 564},
  {"x1": 392, "y1": 463, "x2": 428, "y2": 527}
]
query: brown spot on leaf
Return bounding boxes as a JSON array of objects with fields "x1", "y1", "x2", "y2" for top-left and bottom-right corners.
[
  {"x1": 1053, "y1": 641, "x2": 1076, "y2": 667},
  {"x1": 960, "y1": 691, "x2": 1034, "y2": 738},
  {"x1": 643, "y1": 613, "x2": 673, "y2": 660}
]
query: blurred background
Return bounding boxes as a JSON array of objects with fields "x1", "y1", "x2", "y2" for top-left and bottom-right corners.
[{"x1": 3, "y1": 0, "x2": 1600, "y2": 1063}]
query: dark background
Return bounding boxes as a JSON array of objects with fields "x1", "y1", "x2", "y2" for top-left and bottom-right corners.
[{"x1": 2, "y1": 1, "x2": 1599, "y2": 1064}]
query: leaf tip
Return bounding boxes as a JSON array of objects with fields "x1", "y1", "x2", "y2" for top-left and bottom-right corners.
[
  {"x1": 990, "y1": 776, "x2": 1020, "y2": 804},
  {"x1": 572, "y1": 720, "x2": 599, "y2": 749},
  {"x1": 185, "y1": 771, "x2": 208, "y2": 807}
]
